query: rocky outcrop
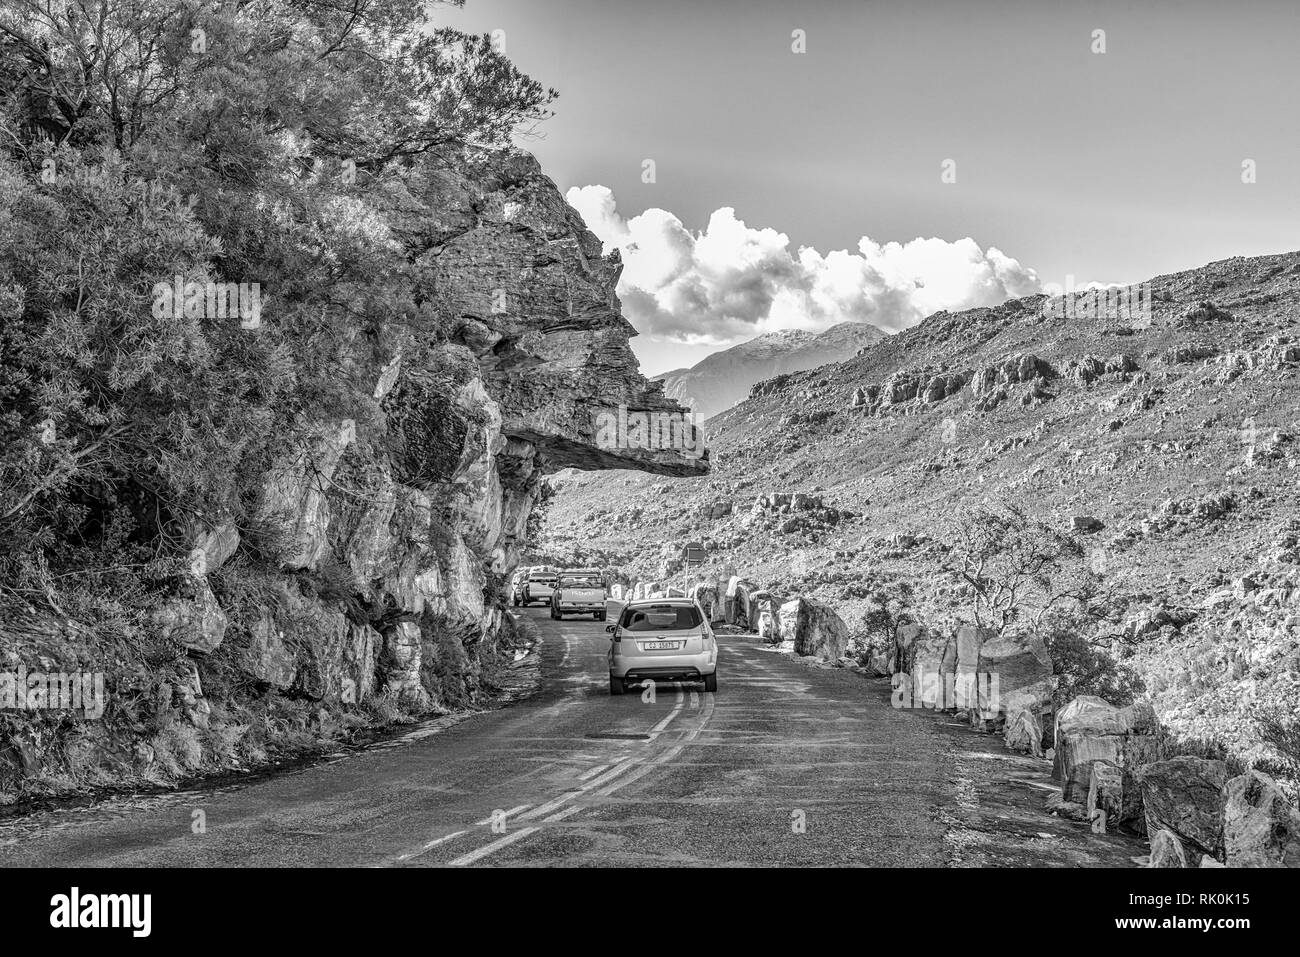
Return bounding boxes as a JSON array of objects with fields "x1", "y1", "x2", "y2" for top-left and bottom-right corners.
[
  {"x1": 151, "y1": 577, "x2": 228, "y2": 654},
  {"x1": 776, "y1": 597, "x2": 848, "y2": 659},
  {"x1": 0, "y1": 147, "x2": 709, "y2": 797},
  {"x1": 1087, "y1": 761, "x2": 1125, "y2": 831},
  {"x1": 977, "y1": 631, "x2": 1053, "y2": 718},
  {"x1": 1133, "y1": 757, "x2": 1228, "y2": 864},
  {"x1": 1224, "y1": 770, "x2": 1300, "y2": 867},
  {"x1": 1149, "y1": 828, "x2": 1191, "y2": 867},
  {"x1": 1053, "y1": 695, "x2": 1160, "y2": 815}
]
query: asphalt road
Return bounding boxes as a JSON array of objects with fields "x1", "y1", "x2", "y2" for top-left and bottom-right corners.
[{"x1": 0, "y1": 608, "x2": 1138, "y2": 867}]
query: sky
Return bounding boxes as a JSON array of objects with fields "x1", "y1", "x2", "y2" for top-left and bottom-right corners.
[{"x1": 435, "y1": 0, "x2": 1300, "y2": 375}]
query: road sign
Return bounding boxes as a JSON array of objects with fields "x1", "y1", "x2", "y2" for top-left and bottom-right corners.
[{"x1": 682, "y1": 542, "x2": 706, "y2": 563}]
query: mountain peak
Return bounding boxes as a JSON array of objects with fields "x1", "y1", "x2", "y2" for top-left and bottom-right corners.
[{"x1": 655, "y1": 321, "x2": 889, "y2": 419}]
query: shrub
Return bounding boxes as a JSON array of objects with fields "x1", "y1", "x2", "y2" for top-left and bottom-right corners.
[{"x1": 1042, "y1": 624, "x2": 1145, "y2": 710}]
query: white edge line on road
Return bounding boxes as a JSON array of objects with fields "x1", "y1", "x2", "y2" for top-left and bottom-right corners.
[
  {"x1": 393, "y1": 802, "x2": 532, "y2": 863},
  {"x1": 473, "y1": 803, "x2": 532, "y2": 826},
  {"x1": 395, "y1": 829, "x2": 469, "y2": 861},
  {"x1": 448, "y1": 805, "x2": 584, "y2": 867}
]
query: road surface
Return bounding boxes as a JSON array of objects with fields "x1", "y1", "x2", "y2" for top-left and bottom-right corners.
[{"x1": 0, "y1": 608, "x2": 1139, "y2": 867}]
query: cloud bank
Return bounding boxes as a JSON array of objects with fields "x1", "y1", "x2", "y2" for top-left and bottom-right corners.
[{"x1": 566, "y1": 185, "x2": 1042, "y2": 346}]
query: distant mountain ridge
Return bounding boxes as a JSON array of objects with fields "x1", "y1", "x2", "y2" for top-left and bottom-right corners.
[
  {"x1": 654, "y1": 321, "x2": 889, "y2": 419},
  {"x1": 545, "y1": 249, "x2": 1300, "y2": 790}
]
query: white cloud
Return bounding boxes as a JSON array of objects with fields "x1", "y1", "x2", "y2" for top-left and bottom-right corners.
[{"x1": 565, "y1": 184, "x2": 1043, "y2": 346}]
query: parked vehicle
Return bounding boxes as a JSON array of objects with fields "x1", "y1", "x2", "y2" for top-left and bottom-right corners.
[
  {"x1": 522, "y1": 569, "x2": 558, "y2": 606},
  {"x1": 606, "y1": 598, "x2": 718, "y2": 695},
  {"x1": 550, "y1": 569, "x2": 607, "y2": 620}
]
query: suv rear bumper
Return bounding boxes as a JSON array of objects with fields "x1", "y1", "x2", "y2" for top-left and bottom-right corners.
[{"x1": 610, "y1": 653, "x2": 716, "y2": 682}]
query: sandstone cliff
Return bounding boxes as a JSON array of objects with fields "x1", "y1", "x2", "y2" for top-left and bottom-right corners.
[{"x1": 0, "y1": 148, "x2": 705, "y2": 798}]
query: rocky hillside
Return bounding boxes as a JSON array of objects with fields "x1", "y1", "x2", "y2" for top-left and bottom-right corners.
[
  {"x1": 543, "y1": 250, "x2": 1300, "y2": 792},
  {"x1": 0, "y1": 147, "x2": 703, "y2": 800},
  {"x1": 654, "y1": 321, "x2": 888, "y2": 419}
]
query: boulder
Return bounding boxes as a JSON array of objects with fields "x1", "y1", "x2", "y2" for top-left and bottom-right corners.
[
  {"x1": 380, "y1": 621, "x2": 425, "y2": 705},
  {"x1": 952, "y1": 625, "x2": 984, "y2": 712},
  {"x1": 245, "y1": 611, "x2": 298, "y2": 689},
  {"x1": 1224, "y1": 770, "x2": 1300, "y2": 867},
  {"x1": 152, "y1": 576, "x2": 229, "y2": 654},
  {"x1": 955, "y1": 625, "x2": 982, "y2": 672},
  {"x1": 1087, "y1": 761, "x2": 1124, "y2": 832},
  {"x1": 258, "y1": 419, "x2": 356, "y2": 571},
  {"x1": 689, "y1": 582, "x2": 719, "y2": 621},
  {"x1": 1149, "y1": 828, "x2": 1190, "y2": 868},
  {"x1": 896, "y1": 624, "x2": 954, "y2": 676},
  {"x1": 893, "y1": 624, "x2": 956, "y2": 708},
  {"x1": 344, "y1": 623, "x2": 380, "y2": 704},
  {"x1": 1134, "y1": 756, "x2": 1228, "y2": 862},
  {"x1": 706, "y1": 500, "x2": 733, "y2": 520},
  {"x1": 724, "y1": 576, "x2": 742, "y2": 624},
  {"x1": 191, "y1": 523, "x2": 240, "y2": 573},
  {"x1": 175, "y1": 661, "x2": 211, "y2": 730},
  {"x1": 865, "y1": 652, "x2": 891, "y2": 677},
  {"x1": 1004, "y1": 705, "x2": 1045, "y2": 756},
  {"x1": 778, "y1": 597, "x2": 848, "y2": 660},
  {"x1": 1053, "y1": 695, "x2": 1160, "y2": 819},
  {"x1": 977, "y1": 631, "x2": 1052, "y2": 717},
  {"x1": 732, "y1": 579, "x2": 759, "y2": 629}
]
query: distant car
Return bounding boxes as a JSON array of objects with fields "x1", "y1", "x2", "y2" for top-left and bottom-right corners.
[
  {"x1": 522, "y1": 569, "x2": 557, "y2": 606},
  {"x1": 551, "y1": 569, "x2": 607, "y2": 620},
  {"x1": 607, "y1": 598, "x2": 718, "y2": 695}
]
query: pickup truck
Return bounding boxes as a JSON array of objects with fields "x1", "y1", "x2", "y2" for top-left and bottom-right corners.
[
  {"x1": 522, "y1": 569, "x2": 557, "y2": 606},
  {"x1": 550, "y1": 569, "x2": 608, "y2": 620}
]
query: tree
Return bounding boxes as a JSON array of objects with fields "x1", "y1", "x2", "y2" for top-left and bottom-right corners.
[
  {"x1": 0, "y1": 0, "x2": 557, "y2": 625},
  {"x1": 947, "y1": 502, "x2": 1113, "y2": 634}
]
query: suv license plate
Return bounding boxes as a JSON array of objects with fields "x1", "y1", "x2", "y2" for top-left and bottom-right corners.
[{"x1": 642, "y1": 641, "x2": 682, "y2": 650}]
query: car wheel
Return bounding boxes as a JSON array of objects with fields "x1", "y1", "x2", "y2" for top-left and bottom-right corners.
[
  {"x1": 609, "y1": 675, "x2": 625, "y2": 695},
  {"x1": 703, "y1": 672, "x2": 717, "y2": 693}
]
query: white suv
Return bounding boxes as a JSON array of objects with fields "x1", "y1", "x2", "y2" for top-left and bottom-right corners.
[{"x1": 606, "y1": 598, "x2": 718, "y2": 695}]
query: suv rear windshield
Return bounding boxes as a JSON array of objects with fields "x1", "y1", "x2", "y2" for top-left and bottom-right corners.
[
  {"x1": 528, "y1": 573, "x2": 556, "y2": 582},
  {"x1": 620, "y1": 604, "x2": 702, "y2": 631},
  {"x1": 560, "y1": 576, "x2": 601, "y2": 587}
]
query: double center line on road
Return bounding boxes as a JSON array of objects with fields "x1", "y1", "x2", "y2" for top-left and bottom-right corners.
[
  {"x1": 446, "y1": 692, "x2": 716, "y2": 867},
  {"x1": 387, "y1": 680, "x2": 715, "y2": 867}
]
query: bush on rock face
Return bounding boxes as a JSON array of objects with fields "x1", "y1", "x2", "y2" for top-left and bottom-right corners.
[
  {"x1": 1041, "y1": 613, "x2": 1145, "y2": 711},
  {"x1": 0, "y1": 1, "x2": 648, "y2": 799}
]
